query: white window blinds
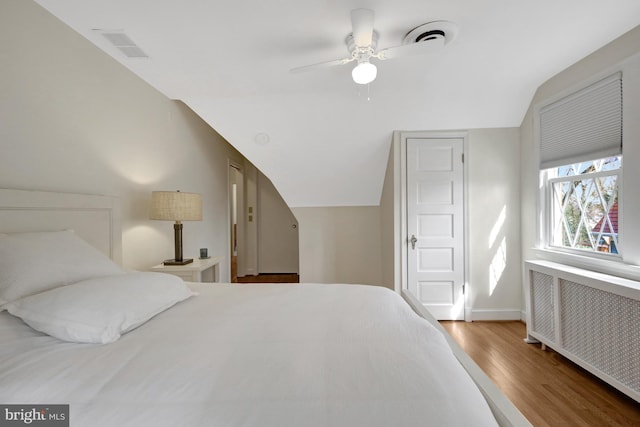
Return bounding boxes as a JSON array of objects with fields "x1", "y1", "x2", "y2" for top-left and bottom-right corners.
[{"x1": 539, "y1": 73, "x2": 622, "y2": 169}]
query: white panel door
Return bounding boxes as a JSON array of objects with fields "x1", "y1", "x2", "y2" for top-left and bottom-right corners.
[{"x1": 406, "y1": 138, "x2": 465, "y2": 320}]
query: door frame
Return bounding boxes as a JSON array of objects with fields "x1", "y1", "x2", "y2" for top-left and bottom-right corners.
[
  {"x1": 228, "y1": 160, "x2": 245, "y2": 280},
  {"x1": 397, "y1": 130, "x2": 471, "y2": 321}
]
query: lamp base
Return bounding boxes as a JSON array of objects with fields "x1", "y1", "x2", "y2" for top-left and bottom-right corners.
[{"x1": 163, "y1": 258, "x2": 194, "y2": 266}]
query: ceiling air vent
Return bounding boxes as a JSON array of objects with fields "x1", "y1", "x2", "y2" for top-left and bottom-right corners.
[
  {"x1": 95, "y1": 30, "x2": 149, "y2": 58},
  {"x1": 402, "y1": 21, "x2": 459, "y2": 51}
]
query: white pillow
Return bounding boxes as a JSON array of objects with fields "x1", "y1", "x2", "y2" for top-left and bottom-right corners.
[
  {"x1": 0, "y1": 230, "x2": 124, "y2": 307},
  {"x1": 4, "y1": 272, "x2": 195, "y2": 344}
]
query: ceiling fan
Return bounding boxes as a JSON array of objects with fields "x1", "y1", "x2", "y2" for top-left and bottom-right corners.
[{"x1": 291, "y1": 9, "x2": 458, "y2": 85}]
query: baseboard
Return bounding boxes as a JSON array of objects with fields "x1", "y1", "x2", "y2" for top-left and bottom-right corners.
[{"x1": 470, "y1": 309, "x2": 523, "y2": 321}]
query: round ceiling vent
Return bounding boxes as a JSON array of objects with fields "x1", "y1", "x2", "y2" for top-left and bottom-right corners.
[
  {"x1": 254, "y1": 132, "x2": 270, "y2": 145},
  {"x1": 402, "y1": 21, "x2": 459, "y2": 49}
]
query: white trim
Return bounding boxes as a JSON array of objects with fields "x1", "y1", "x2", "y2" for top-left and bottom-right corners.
[
  {"x1": 470, "y1": 309, "x2": 523, "y2": 321},
  {"x1": 399, "y1": 133, "x2": 408, "y2": 294},
  {"x1": 463, "y1": 134, "x2": 471, "y2": 322},
  {"x1": 526, "y1": 259, "x2": 640, "y2": 297},
  {"x1": 227, "y1": 159, "x2": 247, "y2": 281},
  {"x1": 392, "y1": 132, "x2": 404, "y2": 294},
  {"x1": 532, "y1": 247, "x2": 640, "y2": 282},
  {"x1": 546, "y1": 162, "x2": 621, "y2": 256}
]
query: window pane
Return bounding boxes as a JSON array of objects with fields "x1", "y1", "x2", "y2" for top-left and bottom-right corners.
[
  {"x1": 547, "y1": 156, "x2": 620, "y2": 254},
  {"x1": 599, "y1": 157, "x2": 622, "y2": 172}
]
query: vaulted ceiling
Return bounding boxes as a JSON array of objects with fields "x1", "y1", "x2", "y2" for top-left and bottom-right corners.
[{"x1": 35, "y1": 0, "x2": 640, "y2": 207}]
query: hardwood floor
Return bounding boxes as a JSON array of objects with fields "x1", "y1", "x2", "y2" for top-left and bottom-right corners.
[
  {"x1": 230, "y1": 256, "x2": 299, "y2": 283},
  {"x1": 235, "y1": 273, "x2": 299, "y2": 283},
  {"x1": 439, "y1": 321, "x2": 640, "y2": 427}
]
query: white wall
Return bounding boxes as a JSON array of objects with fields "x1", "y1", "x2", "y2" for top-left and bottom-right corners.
[
  {"x1": 1, "y1": 0, "x2": 246, "y2": 280},
  {"x1": 293, "y1": 206, "x2": 383, "y2": 286},
  {"x1": 467, "y1": 128, "x2": 523, "y2": 320}
]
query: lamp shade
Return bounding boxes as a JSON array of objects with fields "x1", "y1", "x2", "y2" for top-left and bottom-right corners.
[
  {"x1": 352, "y1": 61, "x2": 377, "y2": 85},
  {"x1": 150, "y1": 191, "x2": 202, "y2": 221}
]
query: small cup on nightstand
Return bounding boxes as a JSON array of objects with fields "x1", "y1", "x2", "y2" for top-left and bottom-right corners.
[{"x1": 199, "y1": 248, "x2": 208, "y2": 259}]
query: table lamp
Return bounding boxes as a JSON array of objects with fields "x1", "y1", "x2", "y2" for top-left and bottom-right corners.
[{"x1": 150, "y1": 190, "x2": 202, "y2": 265}]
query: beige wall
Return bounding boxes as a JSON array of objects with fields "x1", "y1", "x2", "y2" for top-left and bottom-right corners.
[
  {"x1": 1, "y1": 0, "x2": 246, "y2": 279},
  {"x1": 380, "y1": 139, "x2": 401, "y2": 289},
  {"x1": 292, "y1": 206, "x2": 384, "y2": 286},
  {"x1": 257, "y1": 172, "x2": 299, "y2": 274}
]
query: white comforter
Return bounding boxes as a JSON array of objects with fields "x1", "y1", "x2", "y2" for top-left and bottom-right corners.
[{"x1": 0, "y1": 283, "x2": 497, "y2": 426}]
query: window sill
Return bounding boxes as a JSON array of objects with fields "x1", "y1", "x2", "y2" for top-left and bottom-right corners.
[{"x1": 531, "y1": 247, "x2": 640, "y2": 282}]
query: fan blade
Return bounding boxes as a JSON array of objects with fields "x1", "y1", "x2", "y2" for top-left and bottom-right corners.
[
  {"x1": 376, "y1": 38, "x2": 446, "y2": 60},
  {"x1": 290, "y1": 56, "x2": 354, "y2": 74},
  {"x1": 350, "y1": 8, "x2": 374, "y2": 47}
]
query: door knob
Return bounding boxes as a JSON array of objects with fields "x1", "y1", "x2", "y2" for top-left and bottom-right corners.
[{"x1": 410, "y1": 235, "x2": 418, "y2": 250}]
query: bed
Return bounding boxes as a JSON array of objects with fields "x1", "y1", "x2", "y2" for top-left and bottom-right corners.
[{"x1": 0, "y1": 189, "x2": 530, "y2": 426}]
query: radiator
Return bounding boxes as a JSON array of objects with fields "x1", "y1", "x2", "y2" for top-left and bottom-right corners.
[{"x1": 525, "y1": 260, "x2": 640, "y2": 402}]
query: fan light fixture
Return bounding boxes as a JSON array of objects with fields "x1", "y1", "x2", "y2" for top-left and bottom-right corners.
[
  {"x1": 352, "y1": 61, "x2": 377, "y2": 85},
  {"x1": 290, "y1": 9, "x2": 458, "y2": 87}
]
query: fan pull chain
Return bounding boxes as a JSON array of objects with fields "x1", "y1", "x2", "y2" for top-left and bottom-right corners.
[{"x1": 355, "y1": 82, "x2": 373, "y2": 101}]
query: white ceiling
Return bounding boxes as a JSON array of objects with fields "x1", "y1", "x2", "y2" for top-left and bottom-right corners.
[{"x1": 35, "y1": 0, "x2": 640, "y2": 207}]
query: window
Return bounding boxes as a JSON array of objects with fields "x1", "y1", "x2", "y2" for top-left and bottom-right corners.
[
  {"x1": 545, "y1": 156, "x2": 621, "y2": 255},
  {"x1": 537, "y1": 72, "x2": 623, "y2": 261}
]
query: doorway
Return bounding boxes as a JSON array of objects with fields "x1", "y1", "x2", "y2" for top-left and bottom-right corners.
[
  {"x1": 228, "y1": 162, "x2": 300, "y2": 284},
  {"x1": 403, "y1": 134, "x2": 467, "y2": 320}
]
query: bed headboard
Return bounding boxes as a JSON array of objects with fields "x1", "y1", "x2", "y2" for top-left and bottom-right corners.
[{"x1": 0, "y1": 189, "x2": 122, "y2": 265}]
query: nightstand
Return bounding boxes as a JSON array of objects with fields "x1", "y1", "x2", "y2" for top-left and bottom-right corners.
[{"x1": 151, "y1": 256, "x2": 222, "y2": 283}]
